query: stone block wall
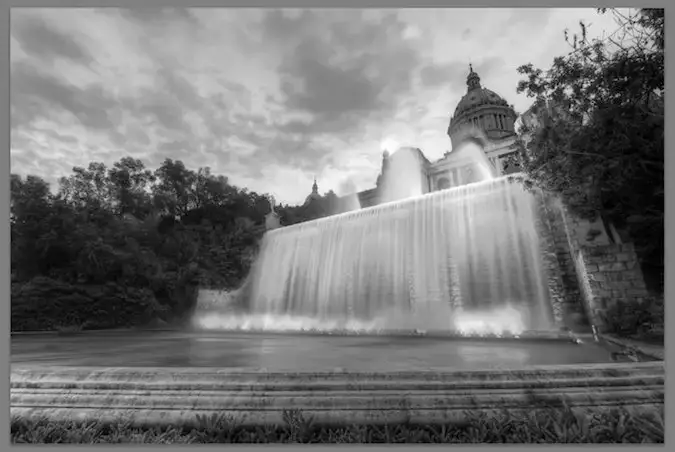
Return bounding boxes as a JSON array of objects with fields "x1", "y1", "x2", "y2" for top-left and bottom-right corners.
[
  {"x1": 532, "y1": 191, "x2": 585, "y2": 329},
  {"x1": 531, "y1": 188, "x2": 651, "y2": 333},
  {"x1": 575, "y1": 243, "x2": 651, "y2": 331}
]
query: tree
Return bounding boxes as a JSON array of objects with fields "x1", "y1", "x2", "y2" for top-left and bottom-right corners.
[
  {"x1": 58, "y1": 162, "x2": 113, "y2": 211},
  {"x1": 11, "y1": 175, "x2": 56, "y2": 279},
  {"x1": 11, "y1": 156, "x2": 276, "y2": 331},
  {"x1": 107, "y1": 157, "x2": 155, "y2": 218},
  {"x1": 152, "y1": 158, "x2": 196, "y2": 219},
  {"x1": 514, "y1": 8, "x2": 664, "y2": 287}
]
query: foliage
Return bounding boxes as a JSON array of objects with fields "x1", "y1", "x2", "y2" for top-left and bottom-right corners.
[
  {"x1": 513, "y1": 8, "x2": 664, "y2": 279},
  {"x1": 276, "y1": 190, "x2": 341, "y2": 226},
  {"x1": 11, "y1": 157, "x2": 279, "y2": 331},
  {"x1": 600, "y1": 296, "x2": 664, "y2": 342},
  {"x1": 11, "y1": 277, "x2": 163, "y2": 331},
  {"x1": 11, "y1": 406, "x2": 664, "y2": 443}
]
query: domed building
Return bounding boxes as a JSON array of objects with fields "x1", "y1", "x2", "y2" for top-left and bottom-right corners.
[
  {"x1": 303, "y1": 178, "x2": 322, "y2": 206},
  {"x1": 448, "y1": 64, "x2": 518, "y2": 147},
  {"x1": 345, "y1": 65, "x2": 524, "y2": 208}
]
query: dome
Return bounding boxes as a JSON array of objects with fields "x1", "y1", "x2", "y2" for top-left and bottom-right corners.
[
  {"x1": 303, "y1": 178, "x2": 321, "y2": 205},
  {"x1": 448, "y1": 65, "x2": 518, "y2": 147},
  {"x1": 454, "y1": 87, "x2": 510, "y2": 117},
  {"x1": 453, "y1": 65, "x2": 511, "y2": 116}
]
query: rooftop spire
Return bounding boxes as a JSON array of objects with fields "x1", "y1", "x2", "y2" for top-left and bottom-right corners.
[
  {"x1": 467, "y1": 63, "x2": 481, "y2": 91},
  {"x1": 312, "y1": 177, "x2": 318, "y2": 194}
]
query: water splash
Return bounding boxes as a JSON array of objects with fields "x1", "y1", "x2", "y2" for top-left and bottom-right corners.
[
  {"x1": 337, "y1": 178, "x2": 362, "y2": 212},
  {"x1": 379, "y1": 147, "x2": 426, "y2": 203},
  {"x1": 194, "y1": 176, "x2": 553, "y2": 335}
]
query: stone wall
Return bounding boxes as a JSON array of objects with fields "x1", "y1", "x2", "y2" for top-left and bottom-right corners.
[
  {"x1": 575, "y1": 243, "x2": 651, "y2": 331},
  {"x1": 532, "y1": 188, "x2": 651, "y2": 333},
  {"x1": 532, "y1": 192, "x2": 585, "y2": 329}
]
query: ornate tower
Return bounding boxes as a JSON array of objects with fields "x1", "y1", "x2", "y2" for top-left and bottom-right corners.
[
  {"x1": 447, "y1": 65, "x2": 519, "y2": 149},
  {"x1": 303, "y1": 177, "x2": 322, "y2": 205}
]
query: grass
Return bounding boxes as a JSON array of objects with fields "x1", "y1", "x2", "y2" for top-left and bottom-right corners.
[{"x1": 11, "y1": 406, "x2": 665, "y2": 444}]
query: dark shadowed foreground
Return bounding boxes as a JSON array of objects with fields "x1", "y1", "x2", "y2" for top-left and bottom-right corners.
[{"x1": 11, "y1": 405, "x2": 665, "y2": 444}]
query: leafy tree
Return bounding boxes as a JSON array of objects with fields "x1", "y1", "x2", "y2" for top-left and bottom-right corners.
[
  {"x1": 11, "y1": 156, "x2": 276, "y2": 331},
  {"x1": 152, "y1": 158, "x2": 196, "y2": 219},
  {"x1": 58, "y1": 162, "x2": 113, "y2": 211},
  {"x1": 11, "y1": 175, "x2": 57, "y2": 279},
  {"x1": 513, "y1": 8, "x2": 664, "y2": 289},
  {"x1": 107, "y1": 157, "x2": 155, "y2": 218}
]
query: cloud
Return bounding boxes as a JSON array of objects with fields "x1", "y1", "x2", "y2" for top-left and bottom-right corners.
[
  {"x1": 11, "y1": 61, "x2": 119, "y2": 131},
  {"x1": 10, "y1": 7, "x2": 624, "y2": 205},
  {"x1": 119, "y1": 6, "x2": 199, "y2": 26},
  {"x1": 419, "y1": 56, "x2": 505, "y2": 89},
  {"x1": 256, "y1": 10, "x2": 423, "y2": 172},
  {"x1": 11, "y1": 11, "x2": 94, "y2": 65}
]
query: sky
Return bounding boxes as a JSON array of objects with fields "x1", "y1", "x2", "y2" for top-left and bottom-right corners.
[{"x1": 10, "y1": 8, "x2": 625, "y2": 205}]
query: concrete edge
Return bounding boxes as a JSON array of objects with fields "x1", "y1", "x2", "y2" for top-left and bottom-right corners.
[
  {"x1": 599, "y1": 334, "x2": 665, "y2": 361},
  {"x1": 10, "y1": 360, "x2": 665, "y2": 377},
  {"x1": 11, "y1": 327, "x2": 581, "y2": 344},
  {"x1": 10, "y1": 327, "x2": 182, "y2": 336},
  {"x1": 10, "y1": 362, "x2": 666, "y2": 428},
  {"x1": 11, "y1": 395, "x2": 665, "y2": 428}
]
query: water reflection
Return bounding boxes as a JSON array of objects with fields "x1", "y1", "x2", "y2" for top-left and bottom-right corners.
[{"x1": 10, "y1": 332, "x2": 627, "y2": 371}]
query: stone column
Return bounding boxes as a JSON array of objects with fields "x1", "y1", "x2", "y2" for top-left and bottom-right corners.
[
  {"x1": 531, "y1": 191, "x2": 568, "y2": 329},
  {"x1": 529, "y1": 190, "x2": 602, "y2": 331}
]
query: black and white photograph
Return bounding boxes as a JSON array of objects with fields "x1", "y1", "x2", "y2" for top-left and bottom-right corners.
[{"x1": 9, "y1": 5, "x2": 665, "y2": 444}]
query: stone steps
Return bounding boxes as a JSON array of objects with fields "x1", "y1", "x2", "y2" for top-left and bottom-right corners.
[{"x1": 11, "y1": 362, "x2": 664, "y2": 428}]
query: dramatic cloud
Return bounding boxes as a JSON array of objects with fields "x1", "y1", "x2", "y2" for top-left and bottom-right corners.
[{"x1": 10, "y1": 8, "x2": 623, "y2": 204}]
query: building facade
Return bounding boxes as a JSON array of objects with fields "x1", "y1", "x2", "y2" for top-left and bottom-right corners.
[
  {"x1": 347, "y1": 65, "x2": 524, "y2": 209},
  {"x1": 296, "y1": 67, "x2": 655, "y2": 335}
]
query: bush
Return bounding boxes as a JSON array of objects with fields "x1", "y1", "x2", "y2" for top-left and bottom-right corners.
[
  {"x1": 10, "y1": 406, "x2": 665, "y2": 444},
  {"x1": 600, "y1": 297, "x2": 664, "y2": 341},
  {"x1": 11, "y1": 277, "x2": 164, "y2": 331}
]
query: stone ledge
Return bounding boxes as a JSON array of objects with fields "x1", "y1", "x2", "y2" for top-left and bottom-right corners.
[
  {"x1": 600, "y1": 335, "x2": 665, "y2": 361},
  {"x1": 11, "y1": 363, "x2": 664, "y2": 428}
]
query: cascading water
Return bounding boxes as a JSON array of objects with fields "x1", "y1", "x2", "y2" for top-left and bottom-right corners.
[{"x1": 194, "y1": 176, "x2": 554, "y2": 336}]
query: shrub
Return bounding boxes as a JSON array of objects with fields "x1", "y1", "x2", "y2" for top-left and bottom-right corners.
[
  {"x1": 10, "y1": 406, "x2": 665, "y2": 444},
  {"x1": 600, "y1": 297, "x2": 664, "y2": 340},
  {"x1": 11, "y1": 277, "x2": 164, "y2": 332}
]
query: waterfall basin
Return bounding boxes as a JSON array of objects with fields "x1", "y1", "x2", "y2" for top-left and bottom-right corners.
[{"x1": 11, "y1": 329, "x2": 655, "y2": 371}]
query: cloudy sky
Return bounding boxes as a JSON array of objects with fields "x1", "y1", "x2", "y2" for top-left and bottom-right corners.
[{"x1": 10, "y1": 8, "x2": 623, "y2": 205}]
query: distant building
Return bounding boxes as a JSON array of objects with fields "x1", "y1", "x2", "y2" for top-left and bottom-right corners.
[{"x1": 303, "y1": 178, "x2": 322, "y2": 206}]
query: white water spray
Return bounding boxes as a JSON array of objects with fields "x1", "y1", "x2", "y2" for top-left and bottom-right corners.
[{"x1": 194, "y1": 176, "x2": 553, "y2": 335}]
